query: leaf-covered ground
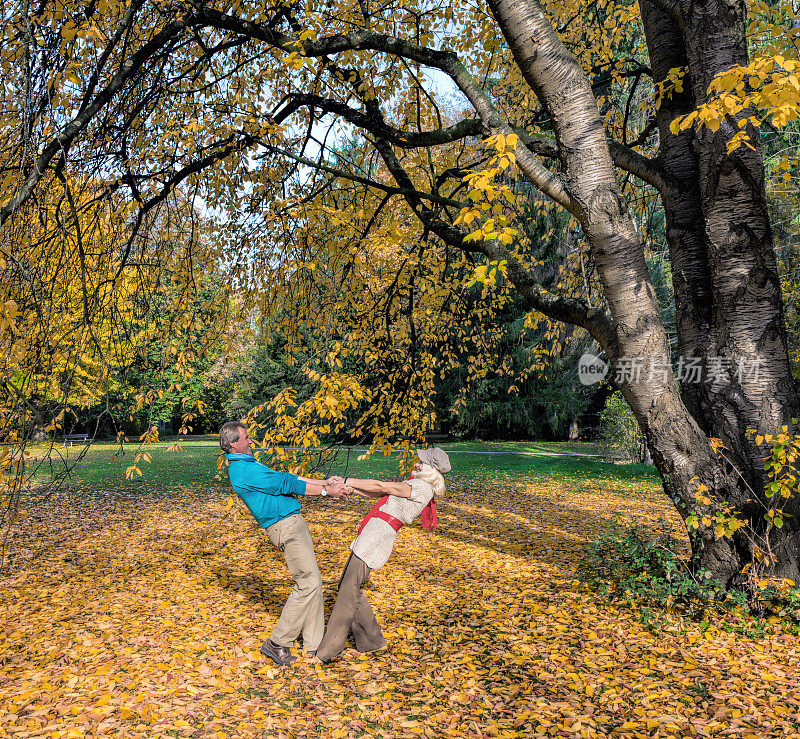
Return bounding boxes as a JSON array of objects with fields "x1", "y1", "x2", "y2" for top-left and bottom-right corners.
[{"x1": 3, "y1": 460, "x2": 800, "y2": 738}]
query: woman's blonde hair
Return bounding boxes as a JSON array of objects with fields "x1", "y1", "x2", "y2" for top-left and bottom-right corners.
[{"x1": 412, "y1": 463, "x2": 445, "y2": 496}]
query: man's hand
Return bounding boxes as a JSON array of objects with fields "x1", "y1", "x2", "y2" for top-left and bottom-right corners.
[
  {"x1": 327, "y1": 481, "x2": 349, "y2": 499},
  {"x1": 325, "y1": 475, "x2": 345, "y2": 487}
]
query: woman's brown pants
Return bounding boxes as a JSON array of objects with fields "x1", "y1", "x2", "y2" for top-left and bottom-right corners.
[{"x1": 316, "y1": 553, "x2": 387, "y2": 662}]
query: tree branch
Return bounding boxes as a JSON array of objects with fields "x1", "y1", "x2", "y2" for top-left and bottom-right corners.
[
  {"x1": 608, "y1": 141, "x2": 668, "y2": 191},
  {"x1": 258, "y1": 142, "x2": 465, "y2": 208},
  {"x1": 102, "y1": 131, "x2": 256, "y2": 290},
  {"x1": 189, "y1": 11, "x2": 577, "y2": 212},
  {"x1": 1, "y1": 12, "x2": 193, "y2": 229},
  {"x1": 372, "y1": 136, "x2": 616, "y2": 351},
  {"x1": 76, "y1": 0, "x2": 146, "y2": 118},
  {"x1": 515, "y1": 128, "x2": 667, "y2": 192},
  {"x1": 195, "y1": 10, "x2": 665, "y2": 197},
  {"x1": 273, "y1": 93, "x2": 484, "y2": 149}
]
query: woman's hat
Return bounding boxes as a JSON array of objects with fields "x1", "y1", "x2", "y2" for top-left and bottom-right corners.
[{"x1": 417, "y1": 447, "x2": 451, "y2": 474}]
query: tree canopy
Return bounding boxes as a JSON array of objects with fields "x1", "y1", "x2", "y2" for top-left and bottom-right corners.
[{"x1": 3, "y1": 0, "x2": 800, "y2": 587}]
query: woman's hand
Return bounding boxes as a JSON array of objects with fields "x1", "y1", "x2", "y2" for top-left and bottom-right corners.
[{"x1": 327, "y1": 480, "x2": 349, "y2": 499}]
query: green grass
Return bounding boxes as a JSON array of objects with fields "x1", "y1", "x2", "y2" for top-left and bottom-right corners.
[
  {"x1": 26, "y1": 437, "x2": 659, "y2": 491},
  {"x1": 442, "y1": 439, "x2": 605, "y2": 455},
  {"x1": 28, "y1": 438, "x2": 221, "y2": 490}
]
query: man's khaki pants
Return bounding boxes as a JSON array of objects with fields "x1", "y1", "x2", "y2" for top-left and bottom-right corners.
[{"x1": 265, "y1": 513, "x2": 324, "y2": 652}]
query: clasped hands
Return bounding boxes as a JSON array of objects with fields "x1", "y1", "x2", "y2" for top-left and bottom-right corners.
[{"x1": 324, "y1": 475, "x2": 355, "y2": 499}]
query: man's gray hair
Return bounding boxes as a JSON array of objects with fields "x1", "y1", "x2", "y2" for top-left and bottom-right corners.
[{"x1": 220, "y1": 421, "x2": 247, "y2": 452}]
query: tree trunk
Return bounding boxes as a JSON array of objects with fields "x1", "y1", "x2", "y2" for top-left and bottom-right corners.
[
  {"x1": 641, "y1": 1, "x2": 712, "y2": 428},
  {"x1": 647, "y1": 0, "x2": 800, "y2": 580},
  {"x1": 490, "y1": 0, "x2": 800, "y2": 584},
  {"x1": 488, "y1": 0, "x2": 750, "y2": 582},
  {"x1": 679, "y1": 0, "x2": 799, "y2": 480},
  {"x1": 568, "y1": 418, "x2": 579, "y2": 441}
]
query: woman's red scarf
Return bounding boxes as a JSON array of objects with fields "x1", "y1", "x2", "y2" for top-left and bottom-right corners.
[{"x1": 357, "y1": 479, "x2": 438, "y2": 534}]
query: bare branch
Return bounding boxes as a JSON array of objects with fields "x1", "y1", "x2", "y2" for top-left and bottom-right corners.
[
  {"x1": 273, "y1": 94, "x2": 484, "y2": 149},
  {"x1": 1, "y1": 12, "x2": 193, "y2": 228}
]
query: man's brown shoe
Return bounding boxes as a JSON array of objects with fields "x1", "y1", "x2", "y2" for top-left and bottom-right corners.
[{"x1": 260, "y1": 639, "x2": 297, "y2": 666}]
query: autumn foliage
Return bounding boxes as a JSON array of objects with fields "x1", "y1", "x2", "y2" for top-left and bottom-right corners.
[
  {"x1": 3, "y1": 456, "x2": 800, "y2": 737},
  {"x1": 5, "y1": 0, "x2": 800, "y2": 641}
]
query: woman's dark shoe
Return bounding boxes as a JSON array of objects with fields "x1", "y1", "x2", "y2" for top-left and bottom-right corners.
[
  {"x1": 314, "y1": 649, "x2": 339, "y2": 664},
  {"x1": 363, "y1": 642, "x2": 388, "y2": 653},
  {"x1": 260, "y1": 639, "x2": 297, "y2": 666}
]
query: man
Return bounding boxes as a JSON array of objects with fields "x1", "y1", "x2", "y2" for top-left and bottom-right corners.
[{"x1": 219, "y1": 421, "x2": 346, "y2": 666}]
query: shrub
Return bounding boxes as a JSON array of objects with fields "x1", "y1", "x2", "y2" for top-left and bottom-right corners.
[
  {"x1": 582, "y1": 519, "x2": 800, "y2": 630},
  {"x1": 599, "y1": 391, "x2": 649, "y2": 463},
  {"x1": 581, "y1": 518, "x2": 731, "y2": 621}
]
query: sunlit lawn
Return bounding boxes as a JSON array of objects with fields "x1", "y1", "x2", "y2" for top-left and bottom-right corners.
[{"x1": 26, "y1": 437, "x2": 648, "y2": 491}]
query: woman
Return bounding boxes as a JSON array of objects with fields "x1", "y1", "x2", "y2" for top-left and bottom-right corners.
[{"x1": 315, "y1": 447, "x2": 450, "y2": 663}]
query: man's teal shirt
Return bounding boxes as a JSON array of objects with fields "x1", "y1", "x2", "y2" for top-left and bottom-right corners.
[{"x1": 226, "y1": 453, "x2": 307, "y2": 529}]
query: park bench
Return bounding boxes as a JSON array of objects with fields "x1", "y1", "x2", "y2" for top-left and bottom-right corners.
[{"x1": 63, "y1": 433, "x2": 91, "y2": 447}]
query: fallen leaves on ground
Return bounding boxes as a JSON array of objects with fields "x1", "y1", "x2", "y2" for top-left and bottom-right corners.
[{"x1": 1, "y1": 473, "x2": 800, "y2": 738}]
